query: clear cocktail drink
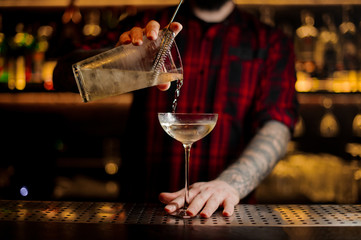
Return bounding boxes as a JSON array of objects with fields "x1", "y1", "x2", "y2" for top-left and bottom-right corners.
[
  {"x1": 75, "y1": 68, "x2": 183, "y2": 102},
  {"x1": 158, "y1": 113, "x2": 218, "y2": 218},
  {"x1": 72, "y1": 30, "x2": 183, "y2": 102}
]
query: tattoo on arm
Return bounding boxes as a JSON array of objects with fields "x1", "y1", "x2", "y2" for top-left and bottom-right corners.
[{"x1": 217, "y1": 120, "x2": 291, "y2": 199}]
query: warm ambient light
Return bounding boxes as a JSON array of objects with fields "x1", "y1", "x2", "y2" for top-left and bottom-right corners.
[
  {"x1": 295, "y1": 70, "x2": 361, "y2": 93},
  {"x1": 105, "y1": 162, "x2": 118, "y2": 175}
]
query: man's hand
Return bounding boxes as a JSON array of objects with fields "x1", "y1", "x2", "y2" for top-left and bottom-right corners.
[
  {"x1": 117, "y1": 20, "x2": 183, "y2": 91},
  {"x1": 159, "y1": 180, "x2": 240, "y2": 218}
]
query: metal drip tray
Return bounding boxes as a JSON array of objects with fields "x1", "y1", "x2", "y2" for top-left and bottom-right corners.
[{"x1": 1, "y1": 200, "x2": 361, "y2": 227}]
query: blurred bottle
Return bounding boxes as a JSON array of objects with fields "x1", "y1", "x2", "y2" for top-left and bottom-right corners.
[
  {"x1": 334, "y1": 5, "x2": 359, "y2": 93},
  {"x1": 314, "y1": 14, "x2": 342, "y2": 79},
  {"x1": 0, "y1": 14, "x2": 8, "y2": 84},
  {"x1": 320, "y1": 97, "x2": 339, "y2": 138},
  {"x1": 8, "y1": 23, "x2": 36, "y2": 90},
  {"x1": 32, "y1": 25, "x2": 53, "y2": 84},
  {"x1": 294, "y1": 10, "x2": 319, "y2": 78},
  {"x1": 259, "y1": 6, "x2": 275, "y2": 27},
  {"x1": 24, "y1": 25, "x2": 35, "y2": 85},
  {"x1": 352, "y1": 97, "x2": 361, "y2": 137},
  {"x1": 339, "y1": 6, "x2": 358, "y2": 71},
  {"x1": 83, "y1": 10, "x2": 102, "y2": 38},
  {"x1": 15, "y1": 56, "x2": 26, "y2": 91}
]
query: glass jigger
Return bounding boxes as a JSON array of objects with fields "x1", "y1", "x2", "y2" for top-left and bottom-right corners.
[
  {"x1": 158, "y1": 113, "x2": 218, "y2": 218},
  {"x1": 72, "y1": 30, "x2": 183, "y2": 102}
]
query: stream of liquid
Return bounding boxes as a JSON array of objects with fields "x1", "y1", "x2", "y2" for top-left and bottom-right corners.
[{"x1": 172, "y1": 78, "x2": 183, "y2": 113}]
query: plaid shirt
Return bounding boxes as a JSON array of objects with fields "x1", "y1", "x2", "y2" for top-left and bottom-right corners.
[{"x1": 120, "y1": 6, "x2": 298, "y2": 202}]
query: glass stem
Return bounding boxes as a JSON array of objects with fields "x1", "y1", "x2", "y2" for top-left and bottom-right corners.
[{"x1": 183, "y1": 143, "x2": 192, "y2": 210}]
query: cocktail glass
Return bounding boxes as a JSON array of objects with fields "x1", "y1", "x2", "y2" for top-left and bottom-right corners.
[{"x1": 158, "y1": 113, "x2": 218, "y2": 218}]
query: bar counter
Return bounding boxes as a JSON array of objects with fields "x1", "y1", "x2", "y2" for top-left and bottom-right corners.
[{"x1": 1, "y1": 200, "x2": 361, "y2": 240}]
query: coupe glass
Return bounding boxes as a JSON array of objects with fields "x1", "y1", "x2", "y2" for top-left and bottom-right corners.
[{"x1": 158, "y1": 112, "x2": 218, "y2": 218}]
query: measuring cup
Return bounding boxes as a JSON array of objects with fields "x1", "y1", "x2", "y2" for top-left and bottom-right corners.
[{"x1": 72, "y1": 30, "x2": 183, "y2": 102}]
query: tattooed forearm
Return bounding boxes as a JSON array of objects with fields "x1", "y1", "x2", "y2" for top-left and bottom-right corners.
[{"x1": 217, "y1": 120, "x2": 291, "y2": 199}]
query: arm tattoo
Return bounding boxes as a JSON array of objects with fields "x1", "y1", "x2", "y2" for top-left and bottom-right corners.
[{"x1": 217, "y1": 120, "x2": 291, "y2": 199}]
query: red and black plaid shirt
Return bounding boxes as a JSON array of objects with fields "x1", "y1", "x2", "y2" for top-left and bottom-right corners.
[{"x1": 120, "y1": 6, "x2": 298, "y2": 202}]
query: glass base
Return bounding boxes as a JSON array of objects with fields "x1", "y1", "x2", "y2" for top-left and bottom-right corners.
[{"x1": 170, "y1": 208, "x2": 193, "y2": 219}]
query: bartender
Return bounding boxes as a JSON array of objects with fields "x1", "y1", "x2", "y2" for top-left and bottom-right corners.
[{"x1": 53, "y1": 0, "x2": 298, "y2": 218}]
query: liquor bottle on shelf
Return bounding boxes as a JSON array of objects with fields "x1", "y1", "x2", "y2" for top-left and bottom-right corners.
[
  {"x1": 259, "y1": 6, "x2": 275, "y2": 27},
  {"x1": 339, "y1": 5, "x2": 358, "y2": 71},
  {"x1": 337, "y1": 5, "x2": 359, "y2": 92},
  {"x1": 36, "y1": 25, "x2": 56, "y2": 91},
  {"x1": 32, "y1": 25, "x2": 53, "y2": 84},
  {"x1": 314, "y1": 14, "x2": 342, "y2": 80},
  {"x1": 319, "y1": 97, "x2": 339, "y2": 138},
  {"x1": 295, "y1": 10, "x2": 318, "y2": 74},
  {"x1": 294, "y1": 10, "x2": 319, "y2": 92},
  {"x1": 8, "y1": 23, "x2": 36, "y2": 91},
  {"x1": 0, "y1": 14, "x2": 8, "y2": 84},
  {"x1": 352, "y1": 97, "x2": 361, "y2": 137},
  {"x1": 358, "y1": 17, "x2": 361, "y2": 92}
]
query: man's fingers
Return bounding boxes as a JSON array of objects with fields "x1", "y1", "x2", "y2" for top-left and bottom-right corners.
[
  {"x1": 117, "y1": 32, "x2": 131, "y2": 46},
  {"x1": 117, "y1": 21, "x2": 182, "y2": 47},
  {"x1": 165, "y1": 196, "x2": 185, "y2": 214},
  {"x1": 145, "y1": 20, "x2": 161, "y2": 40},
  {"x1": 186, "y1": 190, "x2": 213, "y2": 217},
  {"x1": 145, "y1": 21, "x2": 182, "y2": 40},
  {"x1": 129, "y1": 27, "x2": 144, "y2": 45},
  {"x1": 222, "y1": 198, "x2": 237, "y2": 217},
  {"x1": 169, "y1": 22, "x2": 183, "y2": 36},
  {"x1": 159, "y1": 190, "x2": 183, "y2": 204},
  {"x1": 160, "y1": 181, "x2": 240, "y2": 218},
  {"x1": 156, "y1": 83, "x2": 171, "y2": 91},
  {"x1": 200, "y1": 194, "x2": 223, "y2": 218}
]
